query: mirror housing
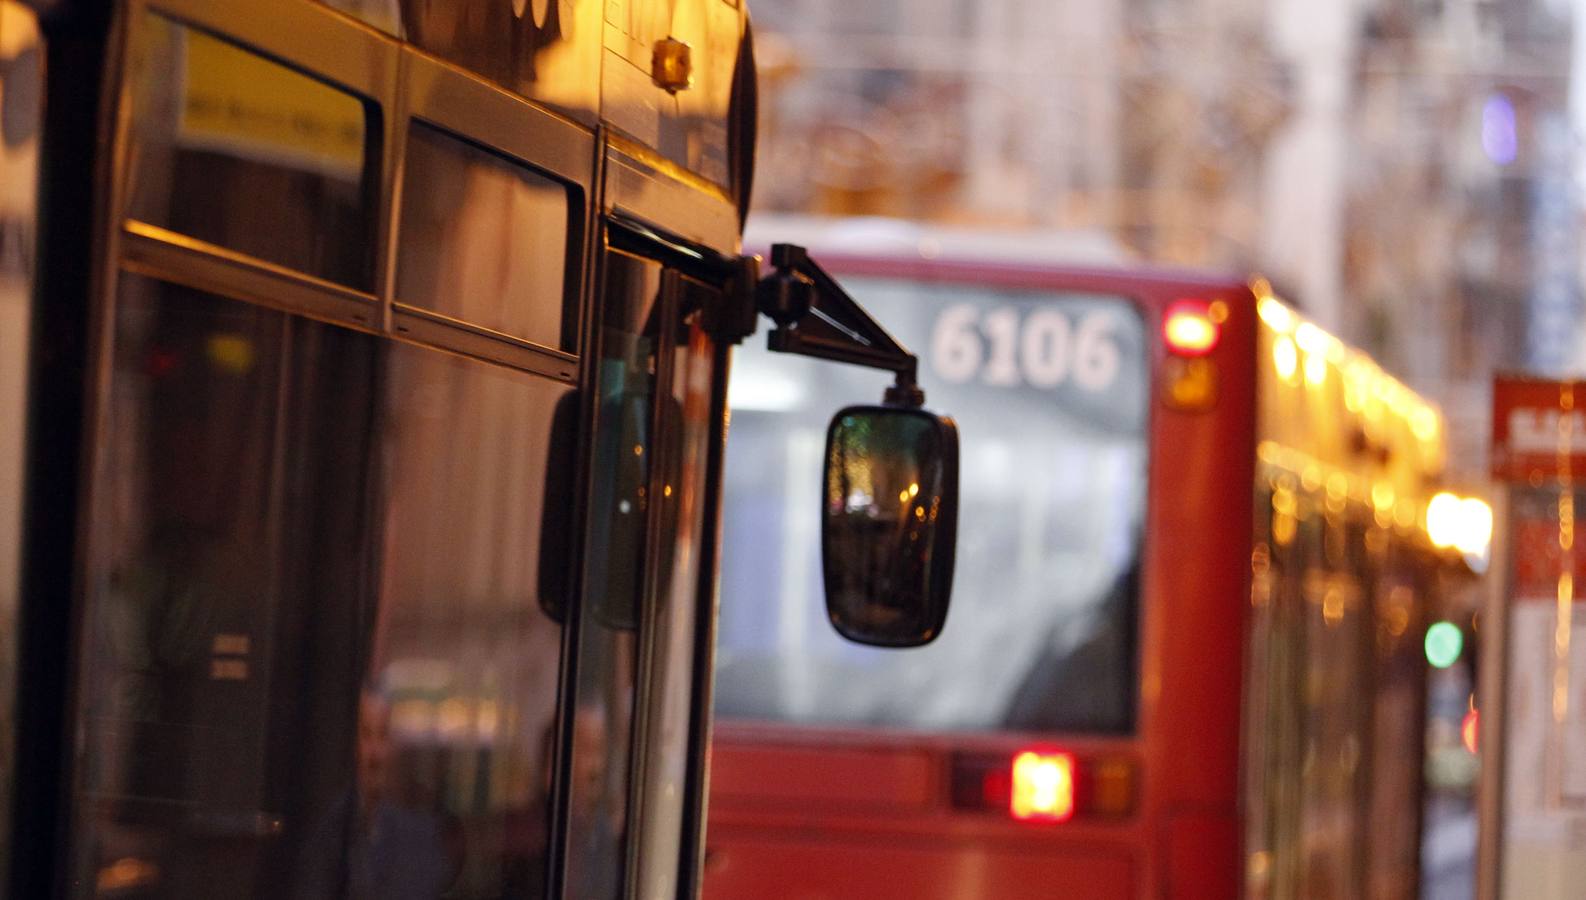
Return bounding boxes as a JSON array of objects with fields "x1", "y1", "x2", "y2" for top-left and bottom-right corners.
[{"x1": 823, "y1": 405, "x2": 959, "y2": 647}]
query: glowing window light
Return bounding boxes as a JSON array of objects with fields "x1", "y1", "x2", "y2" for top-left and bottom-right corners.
[
  {"x1": 1010, "y1": 751, "x2": 1075, "y2": 822},
  {"x1": 1411, "y1": 407, "x2": 1440, "y2": 442},
  {"x1": 1427, "y1": 492, "x2": 1464, "y2": 549},
  {"x1": 1457, "y1": 497, "x2": 1493, "y2": 557},
  {"x1": 1273, "y1": 336, "x2": 1299, "y2": 383},
  {"x1": 1304, "y1": 351, "x2": 1327, "y2": 387},
  {"x1": 1427, "y1": 492, "x2": 1493, "y2": 558},
  {"x1": 1294, "y1": 322, "x2": 1327, "y2": 355},
  {"x1": 1425, "y1": 621, "x2": 1464, "y2": 669},
  {"x1": 1258, "y1": 297, "x2": 1295, "y2": 332}
]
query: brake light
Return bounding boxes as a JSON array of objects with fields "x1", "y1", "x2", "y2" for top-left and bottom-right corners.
[
  {"x1": 1163, "y1": 300, "x2": 1221, "y2": 356},
  {"x1": 1010, "y1": 751, "x2": 1075, "y2": 822}
]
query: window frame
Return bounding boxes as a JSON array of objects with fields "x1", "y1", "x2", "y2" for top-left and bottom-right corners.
[{"x1": 113, "y1": 0, "x2": 595, "y2": 383}]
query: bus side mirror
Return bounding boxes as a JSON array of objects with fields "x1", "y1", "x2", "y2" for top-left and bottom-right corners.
[{"x1": 823, "y1": 406, "x2": 958, "y2": 647}]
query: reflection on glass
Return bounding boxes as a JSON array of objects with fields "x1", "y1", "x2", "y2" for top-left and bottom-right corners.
[
  {"x1": 74, "y1": 277, "x2": 568, "y2": 898},
  {"x1": 1242, "y1": 485, "x2": 1423, "y2": 900},
  {"x1": 0, "y1": 0, "x2": 40, "y2": 883},
  {"x1": 397, "y1": 122, "x2": 572, "y2": 350},
  {"x1": 716, "y1": 279, "x2": 1146, "y2": 734},
  {"x1": 371, "y1": 340, "x2": 571, "y2": 898},
  {"x1": 126, "y1": 13, "x2": 375, "y2": 288},
  {"x1": 823, "y1": 408, "x2": 951, "y2": 645},
  {"x1": 395, "y1": 0, "x2": 599, "y2": 117},
  {"x1": 630, "y1": 303, "x2": 716, "y2": 899},
  {"x1": 563, "y1": 250, "x2": 660, "y2": 899}
]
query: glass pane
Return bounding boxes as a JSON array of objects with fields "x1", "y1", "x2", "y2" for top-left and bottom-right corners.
[
  {"x1": 631, "y1": 301, "x2": 716, "y2": 898},
  {"x1": 1366, "y1": 559, "x2": 1423, "y2": 900},
  {"x1": 0, "y1": 0, "x2": 42, "y2": 884},
  {"x1": 563, "y1": 249, "x2": 662, "y2": 899},
  {"x1": 74, "y1": 277, "x2": 569, "y2": 898},
  {"x1": 1296, "y1": 516, "x2": 1367, "y2": 899},
  {"x1": 397, "y1": 122, "x2": 572, "y2": 350},
  {"x1": 126, "y1": 13, "x2": 376, "y2": 289},
  {"x1": 76, "y1": 279, "x2": 297, "y2": 897},
  {"x1": 369, "y1": 341, "x2": 571, "y2": 899},
  {"x1": 715, "y1": 277, "x2": 1148, "y2": 734}
]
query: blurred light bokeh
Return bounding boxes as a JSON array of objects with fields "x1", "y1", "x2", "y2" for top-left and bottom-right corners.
[{"x1": 749, "y1": 0, "x2": 1586, "y2": 483}]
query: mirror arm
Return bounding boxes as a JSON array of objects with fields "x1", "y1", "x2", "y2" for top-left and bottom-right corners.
[{"x1": 754, "y1": 243, "x2": 926, "y2": 408}]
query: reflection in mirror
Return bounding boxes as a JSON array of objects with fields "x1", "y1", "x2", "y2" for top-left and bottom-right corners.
[{"x1": 823, "y1": 406, "x2": 958, "y2": 647}]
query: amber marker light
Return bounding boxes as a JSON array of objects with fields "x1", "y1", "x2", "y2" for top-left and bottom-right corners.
[
  {"x1": 1010, "y1": 750, "x2": 1075, "y2": 822},
  {"x1": 1162, "y1": 300, "x2": 1220, "y2": 356}
]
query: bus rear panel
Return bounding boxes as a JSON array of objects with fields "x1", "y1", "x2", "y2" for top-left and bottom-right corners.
[{"x1": 706, "y1": 260, "x2": 1263, "y2": 899}]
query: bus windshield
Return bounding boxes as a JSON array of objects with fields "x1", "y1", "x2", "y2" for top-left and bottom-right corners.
[{"x1": 716, "y1": 275, "x2": 1148, "y2": 735}]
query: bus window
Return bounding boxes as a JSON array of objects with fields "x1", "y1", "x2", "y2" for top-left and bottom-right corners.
[
  {"x1": 562, "y1": 248, "x2": 663, "y2": 898},
  {"x1": 124, "y1": 13, "x2": 377, "y2": 289},
  {"x1": 72, "y1": 274, "x2": 570, "y2": 897},
  {"x1": 630, "y1": 294, "x2": 720, "y2": 899},
  {"x1": 0, "y1": 0, "x2": 40, "y2": 883},
  {"x1": 716, "y1": 277, "x2": 1147, "y2": 735},
  {"x1": 396, "y1": 121, "x2": 575, "y2": 351},
  {"x1": 372, "y1": 341, "x2": 570, "y2": 899}
]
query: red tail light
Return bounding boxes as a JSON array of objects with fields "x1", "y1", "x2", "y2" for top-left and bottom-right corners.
[
  {"x1": 1010, "y1": 751, "x2": 1075, "y2": 822},
  {"x1": 1163, "y1": 300, "x2": 1220, "y2": 356},
  {"x1": 951, "y1": 750, "x2": 1135, "y2": 823}
]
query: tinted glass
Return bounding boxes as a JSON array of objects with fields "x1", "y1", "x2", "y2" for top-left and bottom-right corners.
[
  {"x1": 389, "y1": 0, "x2": 601, "y2": 122},
  {"x1": 716, "y1": 277, "x2": 1147, "y2": 734},
  {"x1": 562, "y1": 250, "x2": 658, "y2": 898},
  {"x1": 397, "y1": 122, "x2": 573, "y2": 350},
  {"x1": 0, "y1": 1, "x2": 41, "y2": 882},
  {"x1": 630, "y1": 303, "x2": 717, "y2": 899},
  {"x1": 126, "y1": 14, "x2": 376, "y2": 289},
  {"x1": 1242, "y1": 480, "x2": 1402, "y2": 900},
  {"x1": 823, "y1": 408, "x2": 953, "y2": 646},
  {"x1": 73, "y1": 277, "x2": 568, "y2": 897}
]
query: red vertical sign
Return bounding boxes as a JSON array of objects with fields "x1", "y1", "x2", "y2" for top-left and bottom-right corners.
[{"x1": 1491, "y1": 376, "x2": 1586, "y2": 484}]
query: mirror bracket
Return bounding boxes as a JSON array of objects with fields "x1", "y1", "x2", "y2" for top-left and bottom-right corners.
[{"x1": 753, "y1": 243, "x2": 926, "y2": 409}]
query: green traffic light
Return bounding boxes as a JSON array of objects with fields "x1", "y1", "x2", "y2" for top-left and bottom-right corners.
[{"x1": 1426, "y1": 621, "x2": 1463, "y2": 669}]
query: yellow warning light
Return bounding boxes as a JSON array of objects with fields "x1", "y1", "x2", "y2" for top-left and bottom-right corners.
[{"x1": 1162, "y1": 356, "x2": 1218, "y2": 411}]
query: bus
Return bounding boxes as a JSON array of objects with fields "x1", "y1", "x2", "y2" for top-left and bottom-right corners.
[
  {"x1": 706, "y1": 217, "x2": 1474, "y2": 899},
  {"x1": 2, "y1": 4, "x2": 958, "y2": 898}
]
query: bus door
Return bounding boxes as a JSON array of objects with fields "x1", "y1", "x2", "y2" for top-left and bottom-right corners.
[{"x1": 559, "y1": 225, "x2": 736, "y2": 899}]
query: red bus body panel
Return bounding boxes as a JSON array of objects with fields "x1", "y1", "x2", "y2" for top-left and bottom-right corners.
[{"x1": 705, "y1": 257, "x2": 1260, "y2": 899}]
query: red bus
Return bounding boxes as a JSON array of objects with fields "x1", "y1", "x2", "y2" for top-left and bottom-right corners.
[{"x1": 705, "y1": 218, "x2": 1466, "y2": 899}]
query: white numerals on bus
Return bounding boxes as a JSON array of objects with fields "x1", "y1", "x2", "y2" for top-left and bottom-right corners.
[{"x1": 930, "y1": 304, "x2": 1119, "y2": 392}]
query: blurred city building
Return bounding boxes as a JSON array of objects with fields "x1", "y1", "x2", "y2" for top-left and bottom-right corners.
[{"x1": 748, "y1": 0, "x2": 1586, "y2": 479}]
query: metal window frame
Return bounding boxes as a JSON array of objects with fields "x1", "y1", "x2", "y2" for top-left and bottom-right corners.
[
  {"x1": 47, "y1": 3, "x2": 605, "y2": 897},
  {"x1": 116, "y1": 0, "x2": 597, "y2": 383},
  {"x1": 393, "y1": 51, "x2": 594, "y2": 379},
  {"x1": 605, "y1": 140, "x2": 741, "y2": 261}
]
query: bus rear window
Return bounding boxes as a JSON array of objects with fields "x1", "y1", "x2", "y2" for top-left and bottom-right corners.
[{"x1": 715, "y1": 277, "x2": 1148, "y2": 735}]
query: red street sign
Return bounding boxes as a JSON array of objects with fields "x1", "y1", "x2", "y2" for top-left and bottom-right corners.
[{"x1": 1491, "y1": 376, "x2": 1586, "y2": 483}]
